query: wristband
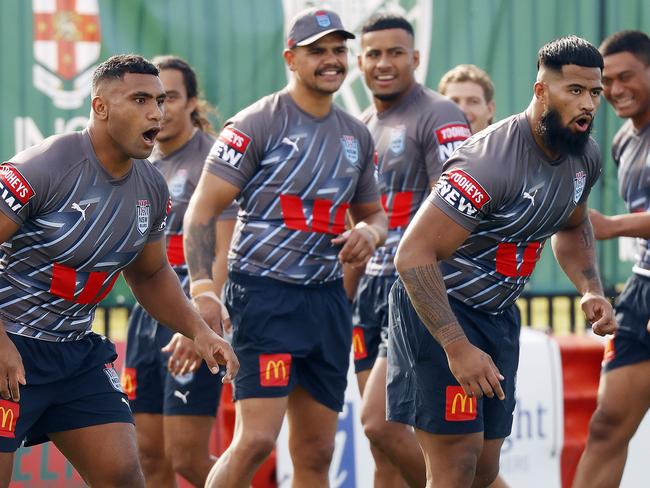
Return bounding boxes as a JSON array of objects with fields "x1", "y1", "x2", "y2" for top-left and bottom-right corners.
[
  {"x1": 190, "y1": 278, "x2": 217, "y2": 298},
  {"x1": 356, "y1": 222, "x2": 380, "y2": 246}
]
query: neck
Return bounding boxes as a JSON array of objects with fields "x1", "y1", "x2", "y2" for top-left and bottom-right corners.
[
  {"x1": 87, "y1": 123, "x2": 133, "y2": 179},
  {"x1": 525, "y1": 102, "x2": 559, "y2": 160},
  {"x1": 373, "y1": 81, "x2": 416, "y2": 113},
  {"x1": 157, "y1": 125, "x2": 196, "y2": 156},
  {"x1": 287, "y1": 80, "x2": 333, "y2": 118},
  {"x1": 631, "y1": 109, "x2": 650, "y2": 131}
]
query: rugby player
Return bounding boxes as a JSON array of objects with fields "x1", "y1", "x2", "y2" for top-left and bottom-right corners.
[
  {"x1": 183, "y1": 8, "x2": 387, "y2": 488},
  {"x1": 389, "y1": 36, "x2": 616, "y2": 487},
  {"x1": 350, "y1": 14, "x2": 469, "y2": 488},
  {"x1": 574, "y1": 30, "x2": 650, "y2": 488},
  {"x1": 439, "y1": 64, "x2": 497, "y2": 134},
  {"x1": 122, "y1": 55, "x2": 236, "y2": 488},
  {"x1": 0, "y1": 55, "x2": 237, "y2": 488}
]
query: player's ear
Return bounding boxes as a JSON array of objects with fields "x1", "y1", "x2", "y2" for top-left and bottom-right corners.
[
  {"x1": 412, "y1": 49, "x2": 420, "y2": 70},
  {"x1": 283, "y1": 48, "x2": 296, "y2": 71},
  {"x1": 533, "y1": 81, "x2": 547, "y2": 103},
  {"x1": 91, "y1": 95, "x2": 108, "y2": 120}
]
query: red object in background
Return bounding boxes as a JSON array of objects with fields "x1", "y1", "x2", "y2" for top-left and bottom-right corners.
[{"x1": 556, "y1": 335, "x2": 604, "y2": 488}]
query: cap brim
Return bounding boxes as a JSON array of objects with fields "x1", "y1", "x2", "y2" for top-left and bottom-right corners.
[{"x1": 295, "y1": 28, "x2": 355, "y2": 47}]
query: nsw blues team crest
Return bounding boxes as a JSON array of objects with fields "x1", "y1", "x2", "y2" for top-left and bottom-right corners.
[
  {"x1": 390, "y1": 125, "x2": 406, "y2": 155},
  {"x1": 136, "y1": 199, "x2": 150, "y2": 235},
  {"x1": 315, "y1": 11, "x2": 331, "y2": 27},
  {"x1": 169, "y1": 170, "x2": 188, "y2": 198},
  {"x1": 574, "y1": 170, "x2": 586, "y2": 204},
  {"x1": 341, "y1": 135, "x2": 359, "y2": 165}
]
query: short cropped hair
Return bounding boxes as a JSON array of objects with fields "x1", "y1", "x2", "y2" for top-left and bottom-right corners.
[
  {"x1": 361, "y1": 14, "x2": 414, "y2": 37},
  {"x1": 599, "y1": 30, "x2": 650, "y2": 66},
  {"x1": 92, "y1": 54, "x2": 158, "y2": 94},
  {"x1": 537, "y1": 35, "x2": 603, "y2": 71},
  {"x1": 439, "y1": 64, "x2": 495, "y2": 103}
]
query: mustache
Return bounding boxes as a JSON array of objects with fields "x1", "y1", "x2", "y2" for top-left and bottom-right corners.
[{"x1": 315, "y1": 65, "x2": 345, "y2": 75}]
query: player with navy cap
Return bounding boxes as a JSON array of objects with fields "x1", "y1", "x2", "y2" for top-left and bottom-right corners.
[{"x1": 181, "y1": 7, "x2": 387, "y2": 488}]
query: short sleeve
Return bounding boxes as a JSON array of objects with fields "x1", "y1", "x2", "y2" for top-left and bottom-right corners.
[
  {"x1": 0, "y1": 157, "x2": 51, "y2": 225},
  {"x1": 420, "y1": 102, "x2": 470, "y2": 183},
  {"x1": 351, "y1": 131, "x2": 380, "y2": 204},
  {"x1": 428, "y1": 143, "x2": 502, "y2": 231},
  {"x1": 147, "y1": 182, "x2": 171, "y2": 242},
  {"x1": 204, "y1": 110, "x2": 268, "y2": 189}
]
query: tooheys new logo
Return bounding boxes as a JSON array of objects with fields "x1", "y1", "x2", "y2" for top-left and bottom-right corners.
[
  {"x1": 211, "y1": 126, "x2": 252, "y2": 168},
  {"x1": 436, "y1": 168, "x2": 491, "y2": 218},
  {"x1": 282, "y1": 0, "x2": 433, "y2": 117},
  {"x1": 436, "y1": 123, "x2": 472, "y2": 161},
  {"x1": 32, "y1": 0, "x2": 102, "y2": 109},
  {"x1": 0, "y1": 163, "x2": 36, "y2": 212}
]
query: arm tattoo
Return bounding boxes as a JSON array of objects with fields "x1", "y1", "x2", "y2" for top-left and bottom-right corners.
[
  {"x1": 400, "y1": 263, "x2": 466, "y2": 348},
  {"x1": 185, "y1": 216, "x2": 217, "y2": 281}
]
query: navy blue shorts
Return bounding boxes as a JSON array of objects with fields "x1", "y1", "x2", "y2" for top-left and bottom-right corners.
[
  {"x1": 226, "y1": 272, "x2": 352, "y2": 412},
  {"x1": 602, "y1": 273, "x2": 650, "y2": 372},
  {"x1": 0, "y1": 333, "x2": 132, "y2": 452},
  {"x1": 123, "y1": 304, "x2": 222, "y2": 416},
  {"x1": 352, "y1": 274, "x2": 396, "y2": 373},
  {"x1": 386, "y1": 279, "x2": 519, "y2": 439}
]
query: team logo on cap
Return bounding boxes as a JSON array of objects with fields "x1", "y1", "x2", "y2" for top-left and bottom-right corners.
[
  {"x1": 390, "y1": 125, "x2": 406, "y2": 155},
  {"x1": 315, "y1": 11, "x2": 331, "y2": 27},
  {"x1": 574, "y1": 170, "x2": 586, "y2": 204},
  {"x1": 136, "y1": 199, "x2": 150, "y2": 235},
  {"x1": 341, "y1": 135, "x2": 359, "y2": 165}
]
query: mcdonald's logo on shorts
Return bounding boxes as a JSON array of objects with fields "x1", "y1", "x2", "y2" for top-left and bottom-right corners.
[
  {"x1": 445, "y1": 386, "x2": 477, "y2": 421},
  {"x1": 121, "y1": 367, "x2": 137, "y2": 400},
  {"x1": 259, "y1": 354, "x2": 291, "y2": 387},
  {"x1": 352, "y1": 327, "x2": 368, "y2": 360},
  {"x1": 603, "y1": 337, "x2": 616, "y2": 365},
  {"x1": 0, "y1": 399, "x2": 19, "y2": 438}
]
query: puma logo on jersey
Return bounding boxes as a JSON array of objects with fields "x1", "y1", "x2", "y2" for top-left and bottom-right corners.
[
  {"x1": 281, "y1": 137, "x2": 300, "y2": 154},
  {"x1": 71, "y1": 202, "x2": 91, "y2": 220},
  {"x1": 121, "y1": 397, "x2": 131, "y2": 410},
  {"x1": 523, "y1": 189, "x2": 537, "y2": 206},
  {"x1": 174, "y1": 390, "x2": 190, "y2": 404}
]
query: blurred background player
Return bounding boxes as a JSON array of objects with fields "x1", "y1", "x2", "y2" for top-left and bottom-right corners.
[
  {"x1": 439, "y1": 63, "x2": 497, "y2": 134},
  {"x1": 121, "y1": 56, "x2": 237, "y2": 488},
  {"x1": 390, "y1": 36, "x2": 615, "y2": 487},
  {"x1": 574, "y1": 30, "x2": 650, "y2": 488},
  {"x1": 349, "y1": 13, "x2": 470, "y2": 488},
  {"x1": 0, "y1": 54, "x2": 237, "y2": 488},
  {"x1": 181, "y1": 8, "x2": 387, "y2": 488}
]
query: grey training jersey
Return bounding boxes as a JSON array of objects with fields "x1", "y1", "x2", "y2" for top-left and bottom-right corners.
[
  {"x1": 150, "y1": 130, "x2": 237, "y2": 272},
  {"x1": 430, "y1": 113, "x2": 601, "y2": 313},
  {"x1": 0, "y1": 130, "x2": 170, "y2": 341},
  {"x1": 612, "y1": 120, "x2": 650, "y2": 276},
  {"x1": 205, "y1": 89, "x2": 379, "y2": 285},
  {"x1": 362, "y1": 84, "x2": 470, "y2": 276}
]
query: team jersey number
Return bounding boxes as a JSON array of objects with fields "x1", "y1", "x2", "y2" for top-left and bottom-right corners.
[
  {"x1": 381, "y1": 191, "x2": 413, "y2": 229},
  {"x1": 50, "y1": 263, "x2": 120, "y2": 304},
  {"x1": 279, "y1": 194, "x2": 349, "y2": 234},
  {"x1": 495, "y1": 242, "x2": 542, "y2": 278}
]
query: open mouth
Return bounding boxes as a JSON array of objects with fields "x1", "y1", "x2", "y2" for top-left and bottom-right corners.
[
  {"x1": 573, "y1": 115, "x2": 592, "y2": 132},
  {"x1": 142, "y1": 127, "x2": 160, "y2": 145}
]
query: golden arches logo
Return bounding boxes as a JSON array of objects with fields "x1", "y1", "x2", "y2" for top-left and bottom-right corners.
[{"x1": 265, "y1": 360, "x2": 287, "y2": 380}]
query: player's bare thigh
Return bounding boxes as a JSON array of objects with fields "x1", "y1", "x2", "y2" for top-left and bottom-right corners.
[
  {"x1": 49, "y1": 422, "x2": 144, "y2": 488},
  {"x1": 0, "y1": 452, "x2": 14, "y2": 488}
]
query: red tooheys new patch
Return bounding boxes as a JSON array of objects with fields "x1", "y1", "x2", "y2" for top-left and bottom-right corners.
[{"x1": 0, "y1": 162, "x2": 35, "y2": 212}]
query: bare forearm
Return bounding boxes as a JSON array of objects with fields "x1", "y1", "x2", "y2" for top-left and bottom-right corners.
[
  {"x1": 608, "y1": 212, "x2": 650, "y2": 239},
  {"x1": 399, "y1": 263, "x2": 467, "y2": 348},
  {"x1": 184, "y1": 209, "x2": 217, "y2": 281},
  {"x1": 552, "y1": 218, "x2": 604, "y2": 296},
  {"x1": 125, "y1": 265, "x2": 206, "y2": 339}
]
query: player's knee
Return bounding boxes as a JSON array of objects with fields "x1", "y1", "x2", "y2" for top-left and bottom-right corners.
[
  {"x1": 136, "y1": 443, "x2": 165, "y2": 477},
  {"x1": 292, "y1": 437, "x2": 334, "y2": 472},
  {"x1": 234, "y1": 431, "x2": 277, "y2": 466},
  {"x1": 361, "y1": 413, "x2": 391, "y2": 451},
  {"x1": 169, "y1": 447, "x2": 201, "y2": 481},
  {"x1": 587, "y1": 406, "x2": 629, "y2": 445},
  {"x1": 473, "y1": 463, "x2": 499, "y2": 488},
  {"x1": 90, "y1": 458, "x2": 145, "y2": 488}
]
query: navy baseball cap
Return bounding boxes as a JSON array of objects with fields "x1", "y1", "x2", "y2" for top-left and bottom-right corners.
[{"x1": 286, "y1": 8, "x2": 355, "y2": 49}]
